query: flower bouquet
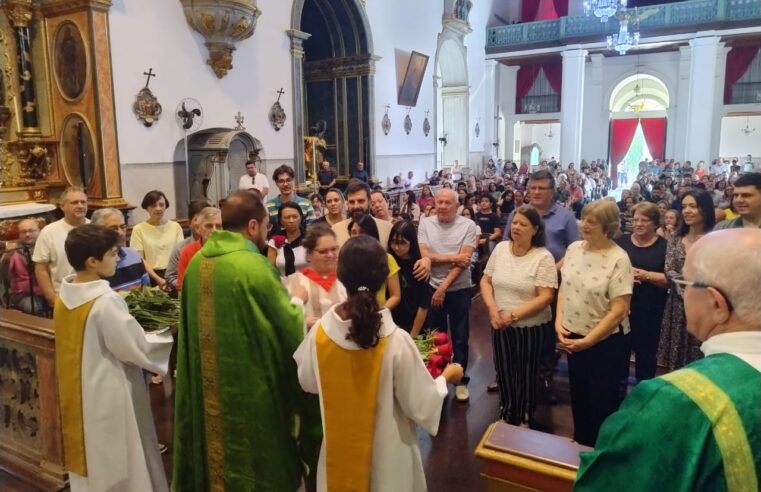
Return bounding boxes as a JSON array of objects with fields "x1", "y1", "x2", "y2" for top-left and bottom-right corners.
[{"x1": 414, "y1": 331, "x2": 453, "y2": 378}]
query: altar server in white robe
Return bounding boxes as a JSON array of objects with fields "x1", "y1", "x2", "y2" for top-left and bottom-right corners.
[
  {"x1": 294, "y1": 236, "x2": 463, "y2": 492},
  {"x1": 54, "y1": 224, "x2": 173, "y2": 492}
]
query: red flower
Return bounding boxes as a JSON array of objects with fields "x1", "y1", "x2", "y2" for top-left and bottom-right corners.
[{"x1": 271, "y1": 235, "x2": 286, "y2": 248}]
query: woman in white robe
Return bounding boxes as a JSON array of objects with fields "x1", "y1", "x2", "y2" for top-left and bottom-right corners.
[{"x1": 293, "y1": 236, "x2": 463, "y2": 492}]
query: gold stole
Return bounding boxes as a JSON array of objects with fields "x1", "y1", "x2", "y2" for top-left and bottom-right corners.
[
  {"x1": 54, "y1": 297, "x2": 96, "y2": 477},
  {"x1": 315, "y1": 324, "x2": 389, "y2": 491}
]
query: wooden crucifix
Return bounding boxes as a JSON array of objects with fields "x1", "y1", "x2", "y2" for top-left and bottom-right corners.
[{"x1": 143, "y1": 68, "x2": 156, "y2": 88}]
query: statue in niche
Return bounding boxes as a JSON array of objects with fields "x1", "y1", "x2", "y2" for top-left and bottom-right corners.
[
  {"x1": 303, "y1": 120, "x2": 327, "y2": 182},
  {"x1": 54, "y1": 23, "x2": 87, "y2": 100}
]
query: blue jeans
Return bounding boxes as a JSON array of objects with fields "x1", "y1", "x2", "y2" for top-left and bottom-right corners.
[{"x1": 426, "y1": 286, "x2": 472, "y2": 384}]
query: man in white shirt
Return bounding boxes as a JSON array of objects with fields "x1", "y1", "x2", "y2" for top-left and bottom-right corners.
[
  {"x1": 403, "y1": 171, "x2": 414, "y2": 189},
  {"x1": 237, "y1": 160, "x2": 269, "y2": 196},
  {"x1": 33, "y1": 186, "x2": 90, "y2": 306}
]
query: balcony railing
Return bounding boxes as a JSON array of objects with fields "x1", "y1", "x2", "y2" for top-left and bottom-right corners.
[
  {"x1": 730, "y1": 81, "x2": 761, "y2": 104},
  {"x1": 519, "y1": 95, "x2": 561, "y2": 114},
  {"x1": 486, "y1": 0, "x2": 761, "y2": 51}
]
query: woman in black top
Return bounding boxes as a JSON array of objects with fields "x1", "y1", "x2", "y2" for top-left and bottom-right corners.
[
  {"x1": 388, "y1": 220, "x2": 431, "y2": 336},
  {"x1": 616, "y1": 202, "x2": 669, "y2": 382}
]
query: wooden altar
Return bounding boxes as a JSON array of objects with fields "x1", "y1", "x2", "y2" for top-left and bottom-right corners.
[
  {"x1": 1, "y1": 0, "x2": 129, "y2": 224},
  {"x1": 475, "y1": 421, "x2": 591, "y2": 492},
  {"x1": 0, "y1": 309, "x2": 66, "y2": 491}
]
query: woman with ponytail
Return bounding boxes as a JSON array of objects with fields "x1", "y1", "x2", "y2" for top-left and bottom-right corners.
[{"x1": 294, "y1": 236, "x2": 463, "y2": 491}]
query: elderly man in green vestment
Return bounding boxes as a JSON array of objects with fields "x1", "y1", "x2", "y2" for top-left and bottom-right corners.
[
  {"x1": 173, "y1": 191, "x2": 320, "y2": 491},
  {"x1": 575, "y1": 229, "x2": 761, "y2": 491}
]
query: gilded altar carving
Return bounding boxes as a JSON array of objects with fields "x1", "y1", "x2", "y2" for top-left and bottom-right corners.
[
  {"x1": 0, "y1": 339, "x2": 41, "y2": 451},
  {"x1": 180, "y1": 0, "x2": 262, "y2": 79}
]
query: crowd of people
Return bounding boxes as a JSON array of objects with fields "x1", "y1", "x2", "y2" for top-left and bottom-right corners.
[{"x1": 3, "y1": 150, "x2": 760, "y2": 490}]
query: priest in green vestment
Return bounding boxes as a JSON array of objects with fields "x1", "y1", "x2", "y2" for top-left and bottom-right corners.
[
  {"x1": 172, "y1": 191, "x2": 321, "y2": 491},
  {"x1": 575, "y1": 229, "x2": 761, "y2": 492}
]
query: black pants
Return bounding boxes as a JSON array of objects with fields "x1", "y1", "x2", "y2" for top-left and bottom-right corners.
[
  {"x1": 567, "y1": 331, "x2": 629, "y2": 447},
  {"x1": 629, "y1": 311, "x2": 662, "y2": 382},
  {"x1": 537, "y1": 289, "x2": 560, "y2": 386}
]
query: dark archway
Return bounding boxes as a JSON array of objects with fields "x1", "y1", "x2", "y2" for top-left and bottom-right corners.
[{"x1": 291, "y1": 0, "x2": 376, "y2": 181}]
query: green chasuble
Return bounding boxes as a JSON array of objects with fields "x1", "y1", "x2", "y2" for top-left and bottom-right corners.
[
  {"x1": 172, "y1": 231, "x2": 321, "y2": 492},
  {"x1": 575, "y1": 354, "x2": 760, "y2": 492}
]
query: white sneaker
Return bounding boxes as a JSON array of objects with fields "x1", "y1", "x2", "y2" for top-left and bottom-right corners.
[{"x1": 455, "y1": 385, "x2": 470, "y2": 402}]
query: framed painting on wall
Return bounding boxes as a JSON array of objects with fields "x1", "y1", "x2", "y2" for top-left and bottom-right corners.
[
  {"x1": 54, "y1": 21, "x2": 88, "y2": 101},
  {"x1": 398, "y1": 51, "x2": 429, "y2": 107}
]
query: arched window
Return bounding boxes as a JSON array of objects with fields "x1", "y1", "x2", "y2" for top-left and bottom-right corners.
[{"x1": 610, "y1": 74, "x2": 669, "y2": 113}]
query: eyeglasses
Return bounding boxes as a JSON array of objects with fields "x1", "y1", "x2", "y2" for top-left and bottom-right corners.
[
  {"x1": 528, "y1": 186, "x2": 552, "y2": 192},
  {"x1": 671, "y1": 275, "x2": 734, "y2": 312},
  {"x1": 277, "y1": 177, "x2": 293, "y2": 184}
]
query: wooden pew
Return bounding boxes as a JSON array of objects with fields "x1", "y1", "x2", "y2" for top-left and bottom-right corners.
[
  {"x1": 0, "y1": 309, "x2": 66, "y2": 491},
  {"x1": 475, "y1": 421, "x2": 592, "y2": 492}
]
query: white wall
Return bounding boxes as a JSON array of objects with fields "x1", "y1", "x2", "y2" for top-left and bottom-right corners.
[
  {"x1": 719, "y1": 115, "x2": 761, "y2": 159},
  {"x1": 110, "y1": 0, "x2": 495, "y2": 218},
  {"x1": 110, "y1": 0, "x2": 294, "y2": 221}
]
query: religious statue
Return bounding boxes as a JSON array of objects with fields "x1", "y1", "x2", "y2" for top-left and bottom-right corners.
[{"x1": 303, "y1": 120, "x2": 327, "y2": 182}]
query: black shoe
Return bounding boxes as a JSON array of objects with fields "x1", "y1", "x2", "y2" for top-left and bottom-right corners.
[{"x1": 487, "y1": 381, "x2": 499, "y2": 393}]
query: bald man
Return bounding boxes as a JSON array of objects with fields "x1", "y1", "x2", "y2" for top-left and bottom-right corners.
[
  {"x1": 173, "y1": 191, "x2": 320, "y2": 491},
  {"x1": 576, "y1": 229, "x2": 761, "y2": 491},
  {"x1": 418, "y1": 187, "x2": 478, "y2": 402},
  {"x1": 7, "y1": 219, "x2": 48, "y2": 315}
]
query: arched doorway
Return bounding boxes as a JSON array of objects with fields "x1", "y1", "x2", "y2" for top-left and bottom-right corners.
[
  {"x1": 608, "y1": 73, "x2": 669, "y2": 188},
  {"x1": 435, "y1": 35, "x2": 468, "y2": 170},
  {"x1": 290, "y1": 0, "x2": 376, "y2": 182}
]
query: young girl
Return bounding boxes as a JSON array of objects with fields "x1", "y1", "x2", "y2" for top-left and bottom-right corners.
[
  {"x1": 293, "y1": 236, "x2": 463, "y2": 491},
  {"x1": 388, "y1": 220, "x2": 432, "y2": 336}
]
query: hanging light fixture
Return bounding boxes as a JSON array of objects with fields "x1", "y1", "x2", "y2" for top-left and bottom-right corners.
[
  {"x1": 545, "y1": 127, "x2": 554, "y2": 139},
  {"x1": 584, "y1": 0, "x2": 627, "y2": 23},
  {"x1": 741, "y1": 116, "x2": 756, "y2": 136},
  {"x1": 607, "y1": 11, "x2": 640, "y2": 55}
]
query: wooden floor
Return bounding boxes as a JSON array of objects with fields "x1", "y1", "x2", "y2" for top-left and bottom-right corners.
[{"x1": 1, "y1": 295, "x2": 578, "y2": 491}]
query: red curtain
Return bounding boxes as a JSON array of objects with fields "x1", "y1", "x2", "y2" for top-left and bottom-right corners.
[
  {"x1": 553, "y1": 0, "x2": 568, "y2": 16},
  {"x1": 536, "y1": 0, "x2": 559, "y2": 20},
  {"x1": 609, "y1": 119, "x2": 639, "y2": 190},
  {"x1": 542, "y1": 62, "x2": 562, "y2": 109},
  {"x1": 515, "y1": 64, "x2": 541, "y2": 113},
  {"x1": 521, "y1": 0, "x2": 540, "y2": 22},
  {"x1": 724, "y1": 46, "x2": 760, "y2": 104},
  {"x1": 640, "y1": 118, "x2": 666, "y2": 161}
]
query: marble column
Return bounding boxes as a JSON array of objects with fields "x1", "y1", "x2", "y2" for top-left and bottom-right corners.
[
  {"x1": 482, "y1": 60, "x2": 498, "y2": 160},
  {"x1": 560, "y1": 48, "x2": 587, "y2": 168},
  {"x1": 5, "y1": 1, "x2": 40, "y2": 134},
  {"x1": 684, "y1": 35, "x2": 723, "y2": 165},
  {"x1": 287, "y1": 29, "x2": 311, "y2": 183}
]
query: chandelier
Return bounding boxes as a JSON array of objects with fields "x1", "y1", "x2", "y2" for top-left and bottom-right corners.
[
  {"x1": 584, "y1": 0, "x2": 627, "y2": 23},
  {"x1": 607, "y1": 15, "x2": 639, "y2": 55},
  {"x1": 545, "y1": 128, "x2": 554, "y2": 139},
  {"x1": 741, "y1": 117, "x2": 756, "y2": 136}
]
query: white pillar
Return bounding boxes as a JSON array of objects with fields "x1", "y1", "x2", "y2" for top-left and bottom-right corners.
[
  {"x1": 560, "y1": 48, "x2": 587, "y2": 169},
  {"x1": 684, "y1": 35, "x2": 724, "y2": 164},
  {"x1": 483, "y1": 60, "x2": 498, "y2": 160},
  {"x1": 501, "y1": 65, "x2": 519, "y2": 162}
]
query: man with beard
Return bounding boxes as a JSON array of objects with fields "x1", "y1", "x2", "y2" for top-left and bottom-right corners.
[
  {"x1": 332, "y1": 179, "x2": 393, "y2": 248},
  {"x1": 173, "y1": 191, "x2": 320, "y2": 491}
]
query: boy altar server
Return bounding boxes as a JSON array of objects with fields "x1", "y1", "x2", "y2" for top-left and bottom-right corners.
[{"x1": 54, "y1": 224, "x2": 173, "y2": 492}]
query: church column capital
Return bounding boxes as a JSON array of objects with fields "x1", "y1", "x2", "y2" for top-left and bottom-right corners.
[
  {"x1": 4, "y1": 1, "x2": 33, "y2": 28},
  {"x1": 287, "y1": 29, "x2": 312, "y2": 59}
]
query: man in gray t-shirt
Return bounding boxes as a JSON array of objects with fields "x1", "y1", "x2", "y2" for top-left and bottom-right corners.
[{"x1": 418, "y1": 188, "x2": 477, "y2": 402}]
